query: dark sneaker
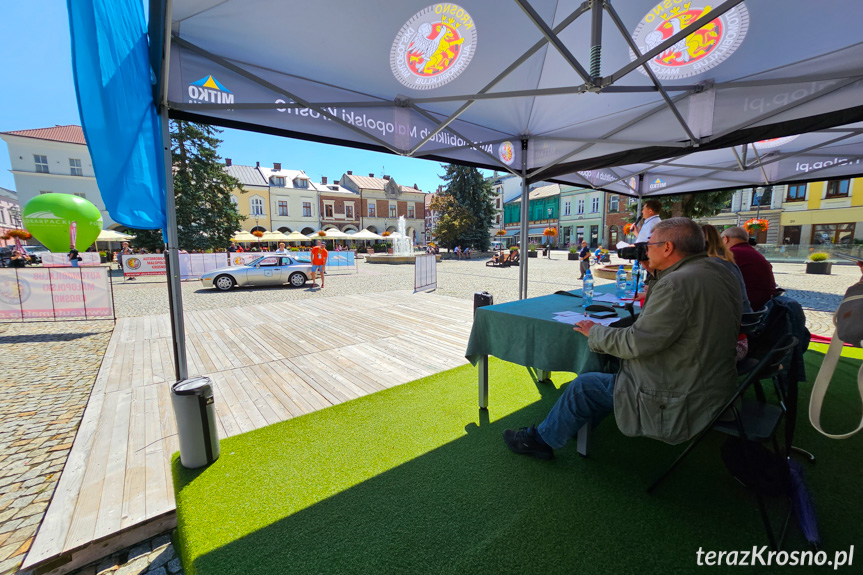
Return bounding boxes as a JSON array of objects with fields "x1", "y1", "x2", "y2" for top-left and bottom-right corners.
[{"x1": 503, "y1": 426, "x2": 554, "y2": 460}]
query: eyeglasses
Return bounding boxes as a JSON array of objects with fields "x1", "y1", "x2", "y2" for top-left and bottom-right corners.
[{"x1": 645, "y1": 240, "x2": 668, "y2": 248}]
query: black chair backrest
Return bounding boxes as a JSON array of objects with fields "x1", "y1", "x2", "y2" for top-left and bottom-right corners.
[
  {"x1": 740, "y1": 305, "x2": 768, "y2": 336},
  {"x1": 737, "y1": 334, "x2": 798, "y2": 399}
]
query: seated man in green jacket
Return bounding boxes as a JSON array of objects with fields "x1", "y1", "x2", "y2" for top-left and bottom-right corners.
[{"x1": 503, "y1": 218, "x2": 742, "y2": 459}]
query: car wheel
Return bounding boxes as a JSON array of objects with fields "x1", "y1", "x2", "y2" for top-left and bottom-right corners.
[
  {"x1": 288, "y1": 272, "x2": 306, "y2": 287},
  {"x1": 214, "y1": 275, "x2": 235, "y2": 291}
]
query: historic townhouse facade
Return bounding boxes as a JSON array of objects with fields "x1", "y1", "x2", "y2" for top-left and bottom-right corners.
[
  {"x1": 604, "y1": 192, "x2": 636, "y2": 247},
  {"x1": 0, "y1": 187, "x2": 21, "y2": 247},
  {"x1": 503, "y1": 183, "x2": 560, "y2": 246},
  {"x1": 340, "y1": 172, "x2": 426, "y2": 244},
  {"x1": 260, "y1": 164, "x2": 318, "y2": 235},
  {"x1": 225, "y1": 160, "x2": 270, "y2": 232},
  {"x1": 559, "y1": 186, "x2": 605, "y2": 248},
  {"x1": 779, "y1": 178, "x2": 863, "y2": 248},
  {"x1": 316, "y1": 176, "x2": 361, "y2": 233},
  {"x1": 0, "y1": 125, "x2": 115, "y2": 228}
]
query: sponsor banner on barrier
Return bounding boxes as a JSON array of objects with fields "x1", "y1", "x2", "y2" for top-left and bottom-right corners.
[
  {"x1": 122, "y1": 254, "x2": 167, "y2": 277},
  {"x1": 0, "y1": 267, "x2": 112, "y2": 320},
  {"x1": 41, "y1": 252, "x2": 101, "y2": 267}
]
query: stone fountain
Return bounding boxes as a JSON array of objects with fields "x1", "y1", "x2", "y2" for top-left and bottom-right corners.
[{"x1": 366, "y1": 216, "x2": 440, "y2": 264}]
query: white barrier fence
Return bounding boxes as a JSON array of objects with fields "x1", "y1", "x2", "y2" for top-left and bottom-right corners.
[
  {"x1": 41, "y1": 253, "x2": 102, "y2": 267},
  {"x1": 415, "y1": 254, "x2": 437, "y2": 292},
  {"x1": 0, "y1": 266, "x2": 114, "y2": 321},
  {"x1": 120, "y1": 250, "x2": 357, "y2": 281}
]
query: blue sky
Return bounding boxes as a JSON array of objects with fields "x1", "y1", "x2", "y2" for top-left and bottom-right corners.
[{"x1": 0, "y1": 2, "x2": 481, "y2": 195}]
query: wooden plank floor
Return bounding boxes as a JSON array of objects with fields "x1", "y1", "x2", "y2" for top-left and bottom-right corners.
[{"x1": 24, "y1": 290, "x2": 474, "y2": 573}]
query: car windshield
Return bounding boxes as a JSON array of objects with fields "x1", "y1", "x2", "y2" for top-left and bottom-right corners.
[{"x1": 245, "y1": 256, "x2": 291, "y2": 267}]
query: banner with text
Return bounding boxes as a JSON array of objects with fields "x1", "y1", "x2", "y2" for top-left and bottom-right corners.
[
  {"x1": 122, "y1": 254, "x2": 167, "y2": 277},
  {"x1": 41, "y1": 252, "x2": 102, "y2": 267},
  {"x1": 0, "y1": 267, "x2": 113, "y2": 321}
]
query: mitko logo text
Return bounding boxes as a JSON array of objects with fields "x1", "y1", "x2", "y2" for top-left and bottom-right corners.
[{"x1": 188, "y1": 75, "x2": 234, "y2": 105}]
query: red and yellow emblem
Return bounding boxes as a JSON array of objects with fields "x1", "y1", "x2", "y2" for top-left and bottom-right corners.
[
  {"x1": 391, "y1": 4, "x2": 478, "y2": 90},
  {"x1": 630, "y1": 2, "x2": 749, "y2": 80}
]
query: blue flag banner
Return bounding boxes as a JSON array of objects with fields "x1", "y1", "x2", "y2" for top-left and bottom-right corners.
[{"x1": 67, "y1": 0, "x2": 166, "y2": 230}]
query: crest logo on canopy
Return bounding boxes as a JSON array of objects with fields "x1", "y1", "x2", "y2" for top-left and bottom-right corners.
[
  {"x1": 630, "y1": 2, "x2": 749, "y2": 80},
  {"x1": 390, "y1": 4, "x2": 477, "y2": 90},
  {"x1": 498, "y1": 141, "x2": 515, "y2": 165},
  {"x1": 754, "y1": 135, "x2": 800, "y2": 149}
]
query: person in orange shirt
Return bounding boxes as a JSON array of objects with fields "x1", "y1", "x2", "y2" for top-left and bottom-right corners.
[{"x1": 310, "y1": 240, "x2": 328, "y2": 288}]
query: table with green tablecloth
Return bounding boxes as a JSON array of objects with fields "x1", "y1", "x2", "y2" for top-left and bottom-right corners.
[{"x1": 465, "y1": 284, "x2": 631, "y2": 409}]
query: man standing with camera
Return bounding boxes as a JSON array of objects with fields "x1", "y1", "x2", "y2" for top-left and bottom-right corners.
[{"x1": 503, "y1": 218, "x2": 741, "y2": 459}]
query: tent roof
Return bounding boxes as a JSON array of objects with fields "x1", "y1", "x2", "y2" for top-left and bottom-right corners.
[{"x1": 161, "y1": 0, "x2": 863, "y2": 196}]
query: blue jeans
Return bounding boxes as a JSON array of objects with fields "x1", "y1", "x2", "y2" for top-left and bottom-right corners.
[{"x1": 537, "y1": 372, "x2": 615, "y2": 450}]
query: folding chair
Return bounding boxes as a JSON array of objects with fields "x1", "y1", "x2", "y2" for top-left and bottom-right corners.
[{"x1": 647, "y1": 334, "x2": 798, "y2": 550}]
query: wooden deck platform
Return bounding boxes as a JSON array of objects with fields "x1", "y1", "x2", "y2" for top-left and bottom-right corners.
[{"x1": 23, "y1": 291, "x2": 474, "y2": 574}]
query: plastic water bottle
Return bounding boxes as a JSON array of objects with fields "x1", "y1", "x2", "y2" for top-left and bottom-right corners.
[
  {"x1": 626, "y1": 261, "x2": 639, "y2": 298},
  {"x1": 583, "y1": 269, "x2": 594, "y2": 307},
  {"x1": 615, "y1": 265, "x2": 627, "y2": 299}
]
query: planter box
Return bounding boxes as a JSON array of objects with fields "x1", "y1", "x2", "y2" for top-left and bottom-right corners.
[
  {"x1": 528, "y1": 251, "x2": 538, "y2": 258},
  {"x1": 568, "y1": 253, "x2": 578, "y2": 260},
  {"x1": 806, "y1": 261, "x2": 832, "y2": 275}
]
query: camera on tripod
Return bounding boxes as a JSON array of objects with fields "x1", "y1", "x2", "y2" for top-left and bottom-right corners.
[{"x1": 617, "y1": 242, "x2": 648, "y2": 261}]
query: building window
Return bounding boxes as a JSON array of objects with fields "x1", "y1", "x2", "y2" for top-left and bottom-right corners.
[
  {"x1": 407, "y1": 206, "x2": 415, "y2": 218},
  {"x1": 752, "y1": 188, "x2": 773, "y2": 208},
  {"x1": 609, "y1": 196, "x2": 619, "y2": 212},
  {"x1": 70, "y1": 158, "x2": 83, "y2": 176},
  {"x1": 496, "y1": 198, "x2": 501, "y2": 209},
  {"x1": 303, "y1": 202, "x2": 312, "y2": 217},
  {"x1": 325, "y1": 204, "x2": 334, "y2": 218},
  {"x1": 0, "y1": 209, "x2": 5, "y2": 224},
  {"x1": 563, "y1": 201, "x2": 571, "y2": 216},
  {"x1": 368, "y1": 203, "x2": 376, "y2": 217},
  {"x1": 577, "y1": 199, "x2": 584, "y2": 215},
  {"x1": 591, "y1": 197, "x2": 600, "y2": 213},
  {"x1": 34, "y1": 155, "x2": 49, "y2": 173},
  {"x1": 496, "y1": 214, "x2": 501, "y2": 224},
  {"x1": 786, "y1": 184, "x2": 806, "y2": 202},
  {"x1": 294, "y1": 178, "x2": 308, "y2": 189},
  {"x1": 825, "y1": 179, "x2": 850, "y2": 198},
  {"x1": 812, "y1": 223, "x2": 855, "y2": 245},
  {"x1": 250, "y1": 197, "x2": 265, "y2": 216},
  {"x1": 345, "y1": 205, "x2": 354, "y2": 219},
  {"x1": 389, "y1": 204, "x2": 397, "y2": 218},
  {"x1": 271, "y1": 176, "x2": 285, "y2": 187},
  {"x1": 278, "y1": 201, "x2": 288, "y2": 216},
  {"x1": 230, "y1": 196, "x2": 239, "y2": 209}
]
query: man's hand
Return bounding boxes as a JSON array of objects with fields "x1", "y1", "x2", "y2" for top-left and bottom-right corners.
[{"x1": 574, "y1": 319, "x2": 597, "y2": 337}]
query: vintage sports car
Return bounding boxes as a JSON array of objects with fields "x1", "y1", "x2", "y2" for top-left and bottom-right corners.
[{"x1": 201, "y1": 255, "x2": 312, "y2": 291}]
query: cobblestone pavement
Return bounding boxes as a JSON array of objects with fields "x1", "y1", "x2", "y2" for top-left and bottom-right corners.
[
  {"x1": 67, "y1": 532, "x2": 183, "y2": 575},
  {"x1": 1, "y1": 255, "x2": 856, "y2": 575},
  {"x1": 0, "y1": 321, "x2": 113, "y2": 575},
  {"x1": 109, "y1": 255, "x2": 860, "y2": 336}
]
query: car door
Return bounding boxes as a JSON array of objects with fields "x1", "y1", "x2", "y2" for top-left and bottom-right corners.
[{"x1": 246, "y1": 256, "x2": 282, "y2": 285}]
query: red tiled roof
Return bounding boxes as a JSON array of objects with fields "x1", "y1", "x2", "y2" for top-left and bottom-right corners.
[{"x1": 2, "y1": 125, "x2": 87, "y2": 145}]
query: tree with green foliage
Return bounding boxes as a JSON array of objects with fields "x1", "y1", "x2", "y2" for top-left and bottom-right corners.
[
  {"x1": 123, "y1": 122, "x2": 245, "y2": 252},
  {"x1": 429, "y1": 194, "x2": 474, "y2": 249},
  {"x1": 626, "y1": 190, "x2": 735, "y2": 222},
  {"x1": 173, "y1": 121, "x2": 245, "y2": 250},
  {"x1": 439, "y1": 164, "x2": 496, "y2": 250}
]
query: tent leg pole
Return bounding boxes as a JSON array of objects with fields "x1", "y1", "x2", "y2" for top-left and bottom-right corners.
[
  {"x1": 519, "y1": 139, "x2": 529, "y2": 300},
  {"x1": 161, "y1": 113, "x2": 188, "y2": 382}
]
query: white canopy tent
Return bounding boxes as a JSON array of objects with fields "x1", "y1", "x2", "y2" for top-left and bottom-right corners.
[
  {"x1": 70, "y1": 0, "x2": 863, "y2": 382},
  {"x1": 350, "y1": 229, "x2": 385, "y2": 241}
]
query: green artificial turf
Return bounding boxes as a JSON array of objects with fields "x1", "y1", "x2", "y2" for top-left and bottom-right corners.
[{"x1": 173, "y1": 352, "x2": 863, "y2": 575}]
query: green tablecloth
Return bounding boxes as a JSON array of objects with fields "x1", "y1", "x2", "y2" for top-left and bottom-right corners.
[{"x1": 465, "y1": 284, "x2": 627, "y2": 375}]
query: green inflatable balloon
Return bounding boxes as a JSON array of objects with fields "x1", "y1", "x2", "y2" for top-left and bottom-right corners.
[{"x1": 22, "y1": 193, "x2": 104, "y2": 253}]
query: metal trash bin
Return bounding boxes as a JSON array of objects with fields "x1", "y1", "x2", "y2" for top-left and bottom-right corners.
[
  {"x1": 474, "y1": 291, "x2": 493, "y2": 317},
  {"x1": 170, "y1": 377, "x2": 220, "y2": 468}
]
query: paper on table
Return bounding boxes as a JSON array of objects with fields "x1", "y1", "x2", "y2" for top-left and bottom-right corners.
[
  {"x1": 553, "y1": 311, "x2": 620, "y2": 326},
  {"x1": 591, "y1": 293, "x2": 620, "y2": 303}
]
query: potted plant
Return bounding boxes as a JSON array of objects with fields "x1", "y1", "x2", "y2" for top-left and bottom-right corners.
[
  {"x1": 806, "y1": 251, "x2": 832, "y2": 275},
  {"x1": 568, "y1": 245, "x2": 579, "y2": 261},
  {"x1": 99, "y1": 250, "x2": 108, "y2": 263},
  {"x1": 381, "y1": 231, "x2": 393, "y2": 254},
  {"x1": 528, "y1": 242, "x2": 538, "y2": 258}
]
